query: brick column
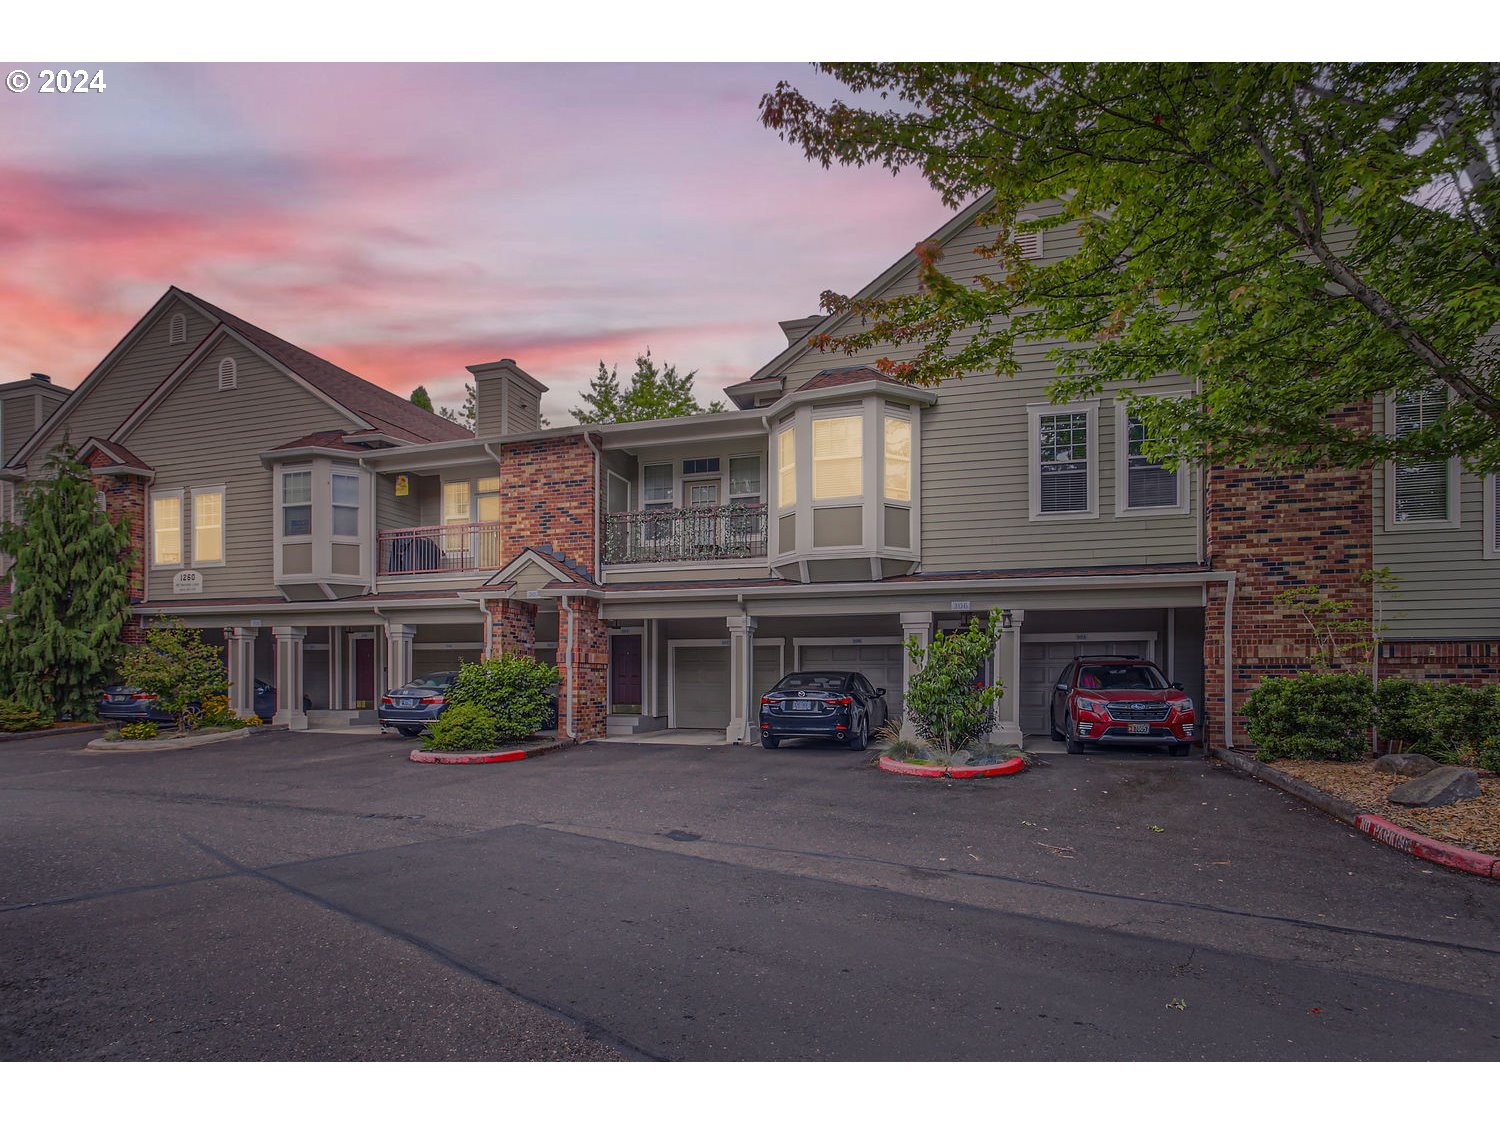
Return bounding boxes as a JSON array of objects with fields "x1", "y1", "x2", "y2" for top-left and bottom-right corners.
[
  {"x1": 88, "y1": 465, "x2": 147, "y2": 646},
  {"x1": 484, "y1": 597, "x2": 537, "y2": 659},
  {"x1": 556, "y1": 595, "x2": 607, "y2": 740}
]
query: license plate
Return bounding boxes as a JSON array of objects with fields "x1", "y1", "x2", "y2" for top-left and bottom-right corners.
[
  {"x1": 108, "y1": 695, "x2": 127, "y2": 703},
  {"x1": 1128, "y1": 722, "x2": 1150, "y2": 734},
  {"x1": 791, "y1": 700, "x2": 814, "y2": 712},
  {"x1": 399, "y1": 699, "x2": 418, "y2": 709}
]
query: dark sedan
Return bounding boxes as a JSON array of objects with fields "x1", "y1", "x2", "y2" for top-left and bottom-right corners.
[
  {"x1": 758, "y1": 670, "x2": 888, "y2": 750},
  {"x1": 98, "y1": 679, "x2": 277, "y2": 723},
  {"x1": 378, "y1": 671, "x2": 459, "y2": 737}
]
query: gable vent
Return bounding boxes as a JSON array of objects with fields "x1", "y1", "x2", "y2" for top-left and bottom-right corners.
[
  {"x1": 168, "y1": 313, "x2": 187, "y2": 345},
  {"x1": 218, "y1": 357, "x2": 238, "y2": 390},
  {"x1": 1014, "y1": 230, "x2": 1043, "y2": 259}
]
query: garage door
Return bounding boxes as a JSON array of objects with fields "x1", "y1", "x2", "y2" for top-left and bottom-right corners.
[
  {"x1": 1019, "y1": 638, "x2": 1153, "y2": 735},
  {"x1": 671, "y1": 644, "x2": 785, "y2": 730},
  {"x1": 412, "y1": 647, "x2": 481, "y2": 681},
  {"x1": 798, "y1": 642, "x2": 904, "y2": 720}
]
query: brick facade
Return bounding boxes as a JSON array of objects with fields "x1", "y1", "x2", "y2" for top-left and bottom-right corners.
[
  {"x1": 1376, "y1": 641, "x2": 1500, "y2": 684},
  {"x1": 498, "y1": 435, "x2": 597, "y2": 579},
  {"x1": 1202, "y1": 407, "x2": 1375, "y2": 747},
  {"x1": 86, "y1": 458, "x2": 148, "y2": 647},
  {"x1": 556, "y1": 595, "x2": 608, "y2": 740},
  {"x1": 484, "y1": 596, "x2": 537, "y2": 659}
]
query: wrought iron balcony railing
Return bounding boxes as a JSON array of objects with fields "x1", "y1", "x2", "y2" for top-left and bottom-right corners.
[
  {"x1": 604, "y1": 503, "x2": 767, "y2": 565},
  {"x1": 378, "y1": 521, "x2": 501, "y2": 575}
]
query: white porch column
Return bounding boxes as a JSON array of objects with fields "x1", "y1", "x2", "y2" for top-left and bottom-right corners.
[
  {"x1": 226, "y1": 626, "x2": 258, "y2": 719},
  {"x1": 724, "y1": 614, "x2": 758, "y2": 744},
  {"x1": 385, "y1": 623, "x2": 416, "y2": 696},
  {"x1": 899, "y1": 611, "x2": 934, "y2": 740},
  {"x1": 989, "y1": 609, "x2": 1026, "y2": 748},
  {"x1": 272, "y1": 625, "x2": 307, "y2": 730}
]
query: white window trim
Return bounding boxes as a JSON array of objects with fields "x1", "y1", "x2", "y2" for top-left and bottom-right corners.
[
  {"x1": 606, "y1": 470, "x2": 633, "y2": 514},
  {"x1": 190, "y1": 485, "x2": 227, "y2": 568},
  {"x1": 149, "y1": 487, "x2": 185, "y2": 570},
  {"x1": 1113, "y1": 400, "x2": 1190, "y2": 517},
  {"x1": 279, "y1": 467, "x2": 314, "y2": 543},
  {"x1": 640, "y1": 461, "x2": 675, "y2": 512},
  {"x1": 727, "y1": 453, "x2": 764, "y2": 505},
  {"x1": 1383, "y1": 392, "x2": 1460, "y2": 532},
  {"x1": 1028, "y1": 400, "x2": 1099, "y2": 521},
  {"x1": 881, "y1": 406, "x2": 915, "y2": 507},
  {"x1": 810, "y1": 406, "x2": 865, "y2": 506},
  {"x1": 774, "y1": 423, "x2": 796, "y2": 511},
  {"x1": 1484, "y1": 474, "x2": 1500, "y2": 560}
]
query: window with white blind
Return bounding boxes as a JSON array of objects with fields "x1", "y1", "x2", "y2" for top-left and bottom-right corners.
[
  {"x1": 151, "y1": 490, "x2": 183, "y2": 567},
  {"x1": 1116, "y1": 405, "x2": 1185, "y2": 514},
  {"x1": 1486, "y1": 475, "x2": 1500, "y2": 561},
  {"x1": 281, "y1": 471, "x2": 312, "y2": 537},
  {"x1": 1029, "y1": 402, "x2": 1098, "y2": 519},
  {"x1": 1386, "y1": 387, "x2": 1457, "y2": 529},
  {"x1": 812, "y1": 412, "x2": 863, "y2": 500},
  {"x1": 884, "y1": 412, "x2": 912, "y2": 503},
  {"x1": 191, "y1": 487, "x2": 225, "y2": 565},
  {"x1": 776, "y1": 426, "x2": 796, "y2": 508}
]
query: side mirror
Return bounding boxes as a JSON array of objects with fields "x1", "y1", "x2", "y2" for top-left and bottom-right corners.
[
  {"x1": 1055, "y1": 683, "x2": 1069, "y2": 692},
  {"x1": 875, "y1": 687, "x2": 886, "y2": 696},
  {"x1": 1170, "y1": 682, "x2": 1184, "y2": 691}
]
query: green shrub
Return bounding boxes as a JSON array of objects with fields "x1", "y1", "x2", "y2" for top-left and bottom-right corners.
[
  {"x1": 0, "y1": 697, "x2": 48, "y2": 732},
  {"x1": 1416, "y1": 682, "x2": 1500, "y2": 769},
  {"x1": 1242, "y1": 673, "x2": 1374, "y2": 762},
  {"x1": 445, "y1": 655, "x2": 559, "y2": 741},
  {"x1": 904, "y1": 609, "x2": 1006, "y2": 760},
  {"x1": 117, "y1": 621, "x2": 229, "y2": 733},
  {"x1": 1374, "y1": 677, "x2": 1439, "y2": 754},
  {"x1": 421, "y1": 703, "x2": 501, "y2": 753},
  {"x1": 117, "y1": 721, "x2": 158, "y2": 741}
]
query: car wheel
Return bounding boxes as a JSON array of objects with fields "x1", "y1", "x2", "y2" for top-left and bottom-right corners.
[
  {"x1": 760, "y1": 735, "x2": 780, "y2": 750},
  {"x1": 1065, "y1": 719, "x2": 1086, "y2": 755},
  {"x1": 399, "y1": 726, "x2": 423, "y2": 738},
  {"x1": 848, "y1": 719, "x2": 868, "y2": 752}
]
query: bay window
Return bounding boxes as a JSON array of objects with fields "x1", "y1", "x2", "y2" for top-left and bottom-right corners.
[
  {"x1": 812, "y1": 413, "x2": 862, "y2": 499},
  {"x1": 282, "y1": 471, "x2": 312, "y2": 537},
  {"x1": 331, "y1": 473, "x2": 361, "y2": 537},
  {"x1": 883, "y1": 414, "x2": 912, "y2": 502},
  {"x1": 776, "y1": 427, "x2": 796, "y2": 508}
]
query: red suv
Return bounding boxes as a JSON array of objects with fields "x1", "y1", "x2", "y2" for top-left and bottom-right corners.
[{"x1": 1049, "y1": 656, "x2": 1196, "y2": 756}]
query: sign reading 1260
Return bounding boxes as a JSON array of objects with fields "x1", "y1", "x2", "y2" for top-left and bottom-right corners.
[{"x1": 173, "y1": 570, "x2": 203, "y2": 595}]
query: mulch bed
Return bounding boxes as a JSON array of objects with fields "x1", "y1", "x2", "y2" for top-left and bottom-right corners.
[{"x1": 1268, "y1": 759, "x2": 1500, "y2": 856}]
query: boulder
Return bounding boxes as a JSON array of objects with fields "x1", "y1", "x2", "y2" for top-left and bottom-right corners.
[
  {"x1": 1387, "y1": 766, "x2": 1482, "y2": 808},
  {"x1": 1373, "y1": 753, "x2": 1439, "y2": 777}
]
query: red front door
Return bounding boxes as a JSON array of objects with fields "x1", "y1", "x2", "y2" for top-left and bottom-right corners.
[
  {"x1": 611, "y1": 635, "x2": 642, "y2": 711},
  {"x1": 354, "y1": 637, "x2": 374, "y2": 706}
]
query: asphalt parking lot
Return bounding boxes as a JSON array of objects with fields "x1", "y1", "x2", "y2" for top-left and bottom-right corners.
[{"x1": 2, "y1": 727, "x2": 1498, "y2": 1061}]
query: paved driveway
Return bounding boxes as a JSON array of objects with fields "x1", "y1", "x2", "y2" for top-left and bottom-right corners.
[{"x1": 2, "y1": 729, "x2": 1497, "y2": 1060}]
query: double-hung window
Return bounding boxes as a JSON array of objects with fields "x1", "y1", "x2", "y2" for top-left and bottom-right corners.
[
  {"x1": 727, "y1": 455, "x2": 764, "y2": 551},
  {"x1": 151, "y1": 490, "x2": 183, "y2": 567},
  {"x1": 331, "y1": 473, "x2": 360, "y2": 538},
  {"x1": 776, "y1": 426, "x2": 796, "y2": 508},
  {"x1": 1387, "y1": 386, "x2": 1457, "y2": 528},
  {"x1": 1030, "y1": 402, "x2": 1097, "y2": 519},
  {"x1": 1117, "y1": 405, "x2": 1184, "y2": 514},
  {"x1": 812, "y1": 412, "x2": 863, "y2": 500},
  {"x1": 191, "y1": 487, "x2": 225, "y2": 565},
  {"x1": 883, "y1": 412, "x2": 912, "y2": 503},
  {"x1": 641, "y1": 463, "x2": 674, "y2": 547},
  {"x1": 281, "y1": 471, "x2": 312, "y2": 537}
]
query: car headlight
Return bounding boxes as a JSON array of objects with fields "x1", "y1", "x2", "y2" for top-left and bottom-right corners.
[{"x1": 1171, "y1": 698, "x2": 1194, "y2": 714}]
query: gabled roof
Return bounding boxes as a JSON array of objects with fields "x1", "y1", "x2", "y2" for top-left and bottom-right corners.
[
  {"x1": 484, "y1": 545, "x2": 595, "y2": 589},
  {"x1": 78, "y1": 436, "x2": 153, "y2": 474},
  {"x1": 746, "y1": 192, "x2": 996, "y2": 388},
  {"x1": 798, "y1": 366, "x2": 904, "y2": 393},
  {"x1": 268, "y1": 429, "x2": 398, "y2": 453},
  {"x1": 176, "y1": 290, "x2": 470, "y2": 444}
]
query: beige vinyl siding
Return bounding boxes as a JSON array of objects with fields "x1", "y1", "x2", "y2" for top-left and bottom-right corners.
[
  {"x1": 773, "y1": 207, "x2": 1198, "y2": 570},
  {"x1": 507, "y1": 385, "x2": 540, "y2": 434},
  {"x1": 126, "y1": 336, "x2": 351, "y2": 601},
  {"x1": 1373, "y1": 463, "x2": 1500, "y2": 638},
  {"x1": 376, "y1": 473, "x2": 421, "y2": 532},
  {"x1": 25, "y1": 299, "x2": 214, "y2": 472},
  {"x1": 1, "y1": 387, "x2": 66, "y2": 461}
]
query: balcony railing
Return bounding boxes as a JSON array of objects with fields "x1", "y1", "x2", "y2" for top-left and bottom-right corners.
[
  {"x1": 378, "y1": 521, "x2": 501, "y2": 575},
  {"x1": 604, "y1": 503, "x2": 767, "y2": 565}
]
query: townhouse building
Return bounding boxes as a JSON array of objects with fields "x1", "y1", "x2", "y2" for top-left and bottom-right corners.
[{"x1": 3, "y1": 197, "x2": 1494, "y2": 748}]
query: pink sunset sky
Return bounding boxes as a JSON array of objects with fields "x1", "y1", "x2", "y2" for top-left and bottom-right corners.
[{"x1": 0, "y1": 63, "x2": 954, "y2": 418}]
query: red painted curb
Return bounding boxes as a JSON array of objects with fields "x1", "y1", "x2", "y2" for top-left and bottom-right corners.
[
  {"x1": 878, "y1": 755, "x2": 1027, "y2": 779},
  {"x1": 1354, "y1": 814, "x2": 1500, "y2": 879},
  {"x1": 408, "y1": 739, "x2": 571, "y2": 765}
]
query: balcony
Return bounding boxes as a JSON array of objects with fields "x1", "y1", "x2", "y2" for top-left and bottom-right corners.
[
  {"x1": 378, "y1": 521, "x2": 501, "y2": 576},
  {"x1": 604, "y1": 504, "x2": 767, "y2": 565}
]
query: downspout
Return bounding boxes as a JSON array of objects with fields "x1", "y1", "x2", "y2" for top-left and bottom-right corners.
[
  {"x1": 1223, "y1": 573, "x2": 1236, "y2": 751},
  {"x1": 561, "y1": 593, "x2": 576, "y2": 739},
  {"x1": 358, "y1": 455, "x2": 377, "y2": 595},
  {"x1": 484, "y1": 441, "x2": 503, "y2": 576},
  {"x1": 581, "y1": 431, "x2": 603, "y2": 580}
]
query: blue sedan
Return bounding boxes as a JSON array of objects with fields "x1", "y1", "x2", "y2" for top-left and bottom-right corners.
[
  {"x1": 98, "y1": 679, "x2": 278, "y2": 723},
  {"x1": 378, "y1": 671, "x2": 459, "y2": 737}
]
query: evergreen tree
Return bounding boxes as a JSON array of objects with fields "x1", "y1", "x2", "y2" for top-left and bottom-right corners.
[
  {"x1": 0, "y1": 445, "x2": 134, "y2": 719},
  {"x1": 571, "y1": 350, "x2": 726, "y2": 424},
  {"x1": 438, "y1": 383, "x2": 477, "y2": 431},
  {"x1": 409, "y1": 385, "x2": 434, "y2": 412}
]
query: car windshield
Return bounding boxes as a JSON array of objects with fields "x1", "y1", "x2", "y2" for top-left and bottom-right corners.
[
  {"x1": 403, "y1": 674, "x2": 455, "y2": 691},
  {"x1": 775, "y1": 672, "x2": 849, "y2": 692},
  {"x1": 1077, "y1": 664, "x2": 1167, "y2": 690}
]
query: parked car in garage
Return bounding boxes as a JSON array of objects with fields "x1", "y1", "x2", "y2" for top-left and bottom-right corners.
[
  {"x1": 378, "y1": 671, "x2": 459, "y2": 737},
  {"x1": 759, "y1": 670, "x2": 888, "y2": 750},
  {"x1": 1049, "y1": 656, "x2": 1196, "y2": 756},
  {"x1": 98, "y1": 679, "x2": 278, "y2": 723}
]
